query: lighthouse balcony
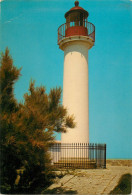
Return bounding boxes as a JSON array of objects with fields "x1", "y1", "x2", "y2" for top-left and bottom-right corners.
[{"x1": 58, "y1": 21, "x2": 95, "y2": 44}]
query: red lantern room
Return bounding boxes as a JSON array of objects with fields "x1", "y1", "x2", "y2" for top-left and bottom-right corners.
[{"x1": 58, "y1": 0, "x2": 95, "y2": 44}]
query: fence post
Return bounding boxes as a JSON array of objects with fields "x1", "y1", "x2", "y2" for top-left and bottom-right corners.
[{"x1": 104, "y1": 144, "x2": 106, "y2": 168}]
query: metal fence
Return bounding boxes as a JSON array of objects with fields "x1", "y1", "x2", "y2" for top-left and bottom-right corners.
[{"x1": 49, "y1": 143, "x2": 106, "y2": 169}]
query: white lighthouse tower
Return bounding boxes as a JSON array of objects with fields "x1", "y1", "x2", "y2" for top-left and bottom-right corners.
[{"x1": 58, "y1": 1, "x2": 95, "y2": 144}]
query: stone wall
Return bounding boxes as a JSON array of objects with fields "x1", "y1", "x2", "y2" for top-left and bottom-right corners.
[{"x1": 106, "y1": 159, "x2": 132, "y2": 167}]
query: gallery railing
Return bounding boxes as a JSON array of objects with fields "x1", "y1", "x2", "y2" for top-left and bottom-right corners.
[
  {"x1": 49, "y1": 143, "x2": 106, "y2": 169},
  {"x1": 58, "y1": 21, "x2": 95, "y2": 44}
]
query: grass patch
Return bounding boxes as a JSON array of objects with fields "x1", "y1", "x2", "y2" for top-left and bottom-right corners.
[{"x1": 109, "y1": 173, "x2": 131, "y2": 194}]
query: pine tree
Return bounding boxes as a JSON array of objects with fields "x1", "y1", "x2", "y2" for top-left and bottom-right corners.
[
  {"x1": 0, "y1": 48, "x2": 75, "y2": 194},
  {"x1": 0, "y1": 48, "x2": 22, "y2": 193}
]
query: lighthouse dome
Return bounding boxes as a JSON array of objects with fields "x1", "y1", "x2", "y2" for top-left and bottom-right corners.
[{"x1": 65, "y1": 0, "x2": 89, "y2": 18}]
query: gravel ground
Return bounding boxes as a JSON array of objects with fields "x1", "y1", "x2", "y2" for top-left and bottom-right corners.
[{"x1": 44, "y1": 160, "x2": 132, "y2": 194}]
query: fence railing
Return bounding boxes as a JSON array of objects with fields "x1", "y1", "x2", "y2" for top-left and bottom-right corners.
[
  {"x1": 58, "y1": 21, "x2": 95, "y2": 44},
  {"x1": 49, "y1": 143, "x2": 106, "y2": 169}
]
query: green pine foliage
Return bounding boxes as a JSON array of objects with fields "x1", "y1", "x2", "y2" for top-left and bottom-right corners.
[
  {"x1": 0, "y1": 48, "x2": 75, "y2": 194},
  {"x1": 0, "y1": 48, "x2": 21, "y2": 113}
]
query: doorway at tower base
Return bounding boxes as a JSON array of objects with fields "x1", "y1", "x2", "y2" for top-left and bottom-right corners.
[{"x1": 49, "y1": 142, "x2": 106, "y2": 169}]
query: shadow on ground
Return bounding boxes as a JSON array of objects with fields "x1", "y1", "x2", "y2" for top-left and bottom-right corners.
[
  {"x1": 43, "y1": 187, "x2": 77, "y2": 194},
  {"x1": 109, "y1": 173, "x2": 131, "y2": 194}
]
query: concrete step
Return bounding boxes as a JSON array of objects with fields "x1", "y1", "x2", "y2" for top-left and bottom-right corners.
[{"x1": 53, "y1": 158, "x2": 97, "y2": 169}]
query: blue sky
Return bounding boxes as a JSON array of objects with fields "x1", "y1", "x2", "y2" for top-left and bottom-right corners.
[{"x1": 1, "y1": 0, "x2": 132, "y2": 159}]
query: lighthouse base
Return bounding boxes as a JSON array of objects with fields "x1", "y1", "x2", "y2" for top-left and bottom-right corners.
[{"x1": 53, "y1": 158, "x2": 96, "y2": 169}]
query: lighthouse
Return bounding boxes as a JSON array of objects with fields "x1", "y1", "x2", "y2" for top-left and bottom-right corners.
[{"x1": 58, "y1": 1, "x2": 95, "y2": 144}]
